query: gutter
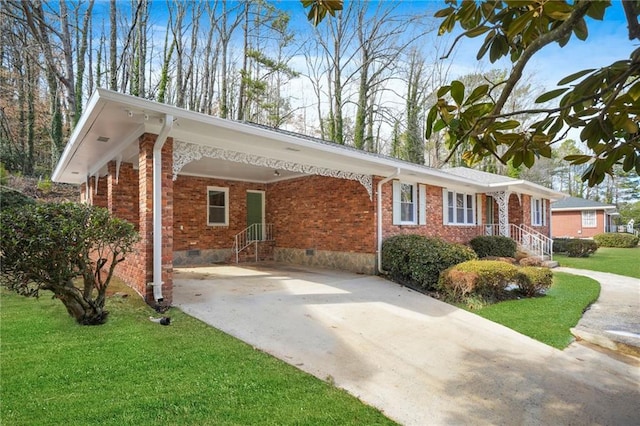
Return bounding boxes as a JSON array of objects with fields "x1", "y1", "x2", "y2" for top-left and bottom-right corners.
[
  {"x1": 377, "y1": 168, "x2": 401, "y2": 274},
  {"x1": 151, "y1": 114, "x2": 173, "y2": 302}
]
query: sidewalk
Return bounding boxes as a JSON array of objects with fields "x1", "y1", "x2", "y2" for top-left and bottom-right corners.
[{"x1": 555, "y1": 267, "x2": 640, "y2": 358}]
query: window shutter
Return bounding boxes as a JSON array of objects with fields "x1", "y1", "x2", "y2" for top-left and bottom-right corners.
[
  {"x1": 392, "y1": 180, "x2": 401, "y2": 225},
  {"x1": 542, "y1": 199, "x2": 547, "y2": 226},
  {"x1": 530, "y1": 198, "x2": 535, "y2": 225},
  {"x1": 419, "y1": 184, "x2": 426, "y2": 225},
  {"x1": 442, "y1": 188, "x2": 448, "y2": 225}
]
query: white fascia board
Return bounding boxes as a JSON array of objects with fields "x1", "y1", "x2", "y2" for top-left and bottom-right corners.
[
  {"x1": 51, "y1": 91, "x2": 103, "y2": 182},
  {"x1": 552, "y1": 206, "x2": 617, "y2": 212}
]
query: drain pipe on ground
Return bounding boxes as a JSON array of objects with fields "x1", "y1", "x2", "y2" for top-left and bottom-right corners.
[
  {"x1": 377, "y1": 168, "x2": 401, "y2": 274},
  {"x1": 151, "y1": 114, "x2": 174, "y2": 303}
]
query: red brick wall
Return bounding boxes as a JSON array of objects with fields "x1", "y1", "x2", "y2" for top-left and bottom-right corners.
[
  {"x1": 509, "y1": 193, "x2": 524, "y2": 227},
  {"x1": 551, "y1": 210, "x2": 605, "y2": 238},
  {"x1": 267, "y1": 175, "x2": 375, "y2": 253},
  {"x1": 113, "y1": 134, "x2": 173, "y2": 305},
  {"x1": 380, "y1": 180, "x2": 480, "y2": 244},
  {"x1": 173, "y1": 176, "x2": 267, "y2": 251},
  {"x1": 107, "y1": 162, "x2": 139, "y2": 229}
]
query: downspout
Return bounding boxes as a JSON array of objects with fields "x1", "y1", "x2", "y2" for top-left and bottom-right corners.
[
  {"x1": 151, "y1": 114, "x2": 173, "y2": 302},
  {"x1": 377, "y1": 168, "x2": 401, "y2": 274}
]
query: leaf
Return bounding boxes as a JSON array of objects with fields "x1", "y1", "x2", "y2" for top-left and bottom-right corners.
[
  {"x1": 425, "y1": 107, "x2": 438, "y2": 138},
  {"x1": 434, "y1": 6, "x2": 454, "y2": 18},
  {"x1": 476, "y1": 30, "x2": 495, "y2": 60},
  {"x1": 492, "y1": 120, "x2": 521, "y2": 131},
  {"x1": 628, "y1": 81, "x2": 640, "y2": 101},
  {"x1": 564, "y1": 154, "x2": 591, "y2": 165},
  {"x1": 535, "y1": 88, "x2": 569, "y2": 104},
  {"x1": 507, "y1": 10, "x2": 533, "y2": 38},
  {"x1": 585, "y1": 1, "x2": 608, "y2": 20},
  {"x1": 557, "y1": 69, "x2": 596, "y2": 85},
  {"x1": 464, "y1": 84, "x2": 490, "y2": 105},
  {"x1": 489, "y1": 35, "x2": 508, "y2": 63},
  {"x1": 623, "y1": 118, "x2": 639, "y2": 134},
  {"x1": 437, "y1": 85, "x2": 451, "y2": 98},
  {"x1": 450, "y1": 80, "x2": 465, "y2": 105},
  {"x1": 543, "y1": 1, "x2": 572, "y2": 21},
  {"x1": 466, "y1": 25, "x2": 490, "y2": 38},
  {"x1": 573, "y1": 18, "x2": 588, "y2": 41}
]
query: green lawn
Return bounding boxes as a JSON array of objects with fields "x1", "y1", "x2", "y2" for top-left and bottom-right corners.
[
  {"x1": 554, "y1": 247, "x2": 640, "y2": 279},
  {"x1": 472, "y1": 272, "x2": 600, "y2": 349},
  {"x1": 0, "y1": 284, "x2": 395, "y2": 426}
]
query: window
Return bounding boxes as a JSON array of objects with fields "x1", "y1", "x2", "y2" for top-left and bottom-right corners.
[
  {"x1": 392, "y1": 181, "x2": 426, "y2": 225},
  {"x1": 531, "y1": 198, "x2": 546, "y2": 226},
  {"x1": 207, "y1": 186, "x2": 229, "y2": 226},
  {"x1": 443, "y1": 190, "x2": 475, "y2": 225},
  {"x1": 582, "y1": 210, "x2": 596, "y2": 228}
]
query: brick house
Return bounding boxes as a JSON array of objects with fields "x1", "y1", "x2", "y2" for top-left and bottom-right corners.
[
  {"x1": 550, "y1": 196, "x2": 618, "y2": 238},
  {"x1": 52, "y1": 89, "x2": 564, "y2": 306}
]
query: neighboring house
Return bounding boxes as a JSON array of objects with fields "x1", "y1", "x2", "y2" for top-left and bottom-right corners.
[
  {"x1": 551, "y1": 196, "x2": 618, "y2": 238},
  {"x1": 52, "y1": 89, "x2": 564, "y2": 305}
]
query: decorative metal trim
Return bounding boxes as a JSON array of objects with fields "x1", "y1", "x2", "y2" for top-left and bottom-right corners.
[
  {"x1": 173, "y1": 140, "x2": 373, "y2": 199},
  {"x1": 488, "y1": 191, "x2": 510, "y2": 237}
]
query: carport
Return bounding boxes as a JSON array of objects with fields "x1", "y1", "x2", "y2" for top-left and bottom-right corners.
[{"x1": 173, "y1": 263, "x2": 639, "y2": 426}]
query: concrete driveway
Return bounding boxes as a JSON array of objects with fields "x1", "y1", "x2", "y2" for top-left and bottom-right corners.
[{"x1": 174, "y1": 264, "x2": 639, "y2": 426}]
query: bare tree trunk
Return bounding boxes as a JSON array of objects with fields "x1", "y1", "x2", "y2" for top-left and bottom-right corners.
[{"x1": 109, "y1": 0, "x2": 117, "y2": 90}]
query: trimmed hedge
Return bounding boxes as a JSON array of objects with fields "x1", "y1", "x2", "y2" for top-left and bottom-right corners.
[
  {"x1": 381, "y1": 234, "x2": 477, "y2": 290},
  {"x1": 566, "y1": 239, "x2": 598, "y2": 257},
  {"x1": 0, "y1": 187, "x2": 35, "y2": 211},
  {"x1": 469, "y1": 235, "x2": 517, "y2": 258},
  {"x1": 515, "y1": 266, "x2": 553, "y2": 297},
  {"x1": 438, "y1": 260, "x2": 518, "y2": 302},
  {"x1": 552, "y1": 238, "x2": 571, "y2": 253},
  {"x1": 593, "y1": 233, "x2": 639, "y2": 248}
]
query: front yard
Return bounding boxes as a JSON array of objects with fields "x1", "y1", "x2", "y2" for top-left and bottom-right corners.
[
  {"x1": 554, "y1": 247, "x2": 640, "y2": 279},
  {"x1": 471, "y1": 272, "x2": 600, "y2": 349},
  {"x1": 0, "y1": 282, "x2": 394, "y2": 426}
]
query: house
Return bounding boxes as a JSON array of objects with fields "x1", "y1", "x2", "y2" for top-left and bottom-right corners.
[
  {"x1": 551, "y1": 196, "x2": 619, "y2": 238},
  {"x1": 52, "y1": 89, "x2": 565, "y2": 306}
]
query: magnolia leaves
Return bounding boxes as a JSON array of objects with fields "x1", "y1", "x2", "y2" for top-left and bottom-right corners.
[
  {"x1": 428, "y1": 0, "x2": 639, "y2": 187},
  {"x1": 301, "y1": 0, "x2": 343, "y2": 26}
]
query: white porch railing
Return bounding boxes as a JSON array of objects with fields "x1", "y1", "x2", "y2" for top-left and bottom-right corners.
[
  {"x1": 232, "y1": 223, "x2": 274, "y2": 263},
  {"x1": 483, "y1": 223, "x2": 552, "y2": 260}
]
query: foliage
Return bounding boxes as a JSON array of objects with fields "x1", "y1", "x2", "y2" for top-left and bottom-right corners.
[
  {"x1": 515, "y1": 266, "x2": 553, "y2": 297},
  {"x1": 0, "y1": 286, "x2": 393, "y2": 425},
  {"x1": 473, "y1": 272, "x2": 600, "y2": 349},
  {"x1": 36, "y1": 177, "x2": 53, "y2": 193},
  {"x1": 0, "y1": 162, "x2": 8, "y2": 185},
  {"x1": 593, "y1": 232, "x2": 639, "y2": 248},
  {"x1": 565, "y1": 239, "x2": 598, "y2": 257},
  {"x1": 301, "y1": 0, "x2": 343, "y2": 25},
  {"x1": 555, "y1": 247, "x2": 640, "y2": 279},
  {"x1": 428, "y1": 1, "x2": 640, "y2": 187},
  {"x1": 619, "y1": 201, "x2": 640, "y2": 229},
  {"x1": 469, "y1": 235, "x2": 517, "y2": 258},
  {"x1": 552, "y1": 237, "x2": 571, "y2": 253},
  {"x1": 0, "y1": 203, "x2": 138, "y2": 325},
  {"x1": 0, "y1": 186, "x2": 36, "y2": 211},
  {"x1": 381, "y1": 234, "x2": 477, "y2": 290},
  {"x1": 438, "y1": 260, "x2": 519, "y2": 304}
]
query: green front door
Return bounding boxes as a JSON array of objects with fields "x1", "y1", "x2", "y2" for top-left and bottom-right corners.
[{"x1": 246, "y1": 191, "x2": 264, "y2": 241}]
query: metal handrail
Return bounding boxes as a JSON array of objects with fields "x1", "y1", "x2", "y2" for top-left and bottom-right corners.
[{"x1": 233, "y1": 223, "x2": 273, "y2": 263}]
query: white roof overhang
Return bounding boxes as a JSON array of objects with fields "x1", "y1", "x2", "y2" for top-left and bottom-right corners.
[{"x1": 52, "y1": 89, "x2": 563, "y2": 201}]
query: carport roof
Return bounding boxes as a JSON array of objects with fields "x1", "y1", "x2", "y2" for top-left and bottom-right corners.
[{"x1": 52, "y1": 89, "x2": 564, "y2": 200}]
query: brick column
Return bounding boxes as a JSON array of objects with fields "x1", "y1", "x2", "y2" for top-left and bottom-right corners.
[
  {"x1": 138, "y1": 133, "x2": 174, "y2": 305},
  {"x1": 107, "y1": 162, "x2": 139, "y2": 228}
]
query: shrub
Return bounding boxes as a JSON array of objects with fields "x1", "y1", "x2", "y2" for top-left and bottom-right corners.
[
  {"x1": 381, "y1": 234, "x2": 477, "y2": 290},
  {"x1": 566, "y1": 239, "x2": 598, "y2": 257},
  {"x1": 553, "y1": 238, "x2": 572, "y2": 253},
  {"x1": 593, "y1": 233, "x2": 639, "y2": 248},
  {"x1": 515, "y1": 266, "x2": 553, "y2": 297},
  {"x1": 0, "y1": 186, "x2": 36, "y2": 211},
  {"x1": 438, "y1": 260, "x2": 518, "y2": 303},
  {"x1": 518, "y1": 256, "x2": 544, "y2": 267},
  {"x1": 469, "y1": 235, "x2": 517, "y2": 258}
]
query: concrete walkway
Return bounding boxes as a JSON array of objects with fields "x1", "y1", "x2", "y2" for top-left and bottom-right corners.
[
  {"x1": 555, "y1": 267, "x2": 640, "y2": 358},
  {"x1": 174, "y1": 264, "x2": 639, "y2": 426}
]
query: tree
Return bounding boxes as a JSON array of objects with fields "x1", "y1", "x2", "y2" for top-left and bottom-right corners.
[
  {"x1": 0, "y1": 203, "x2": 138, "y2": 325},
  {"x1": 424, "y1": 0, "x2": 639, "y2": 187}
]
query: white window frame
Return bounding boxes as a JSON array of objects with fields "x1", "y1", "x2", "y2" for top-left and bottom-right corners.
[
  {"x1": 581, "y1": 210, "x2": 597, "y2": 228},
  {"x1": 207, "y1": 186, "x2": 229, "y2": 226},
  {"x1": 392, "y1": 181, "x2": 427, "y2": 226},
  {"x1": 531, "y1": 198, "x2": 546, "y2": 226},
  {"x1": 443, "y1": 189, "x2": 476, "y2": 226}
]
